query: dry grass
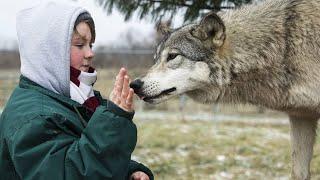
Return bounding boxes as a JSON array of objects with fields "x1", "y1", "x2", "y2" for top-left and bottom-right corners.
[
  {"x1": 0, "y1": 69, "x2": 20, "y2": 107},
  {"x1": 133, "y1": 119, "x2": 320, "y2": 179}
]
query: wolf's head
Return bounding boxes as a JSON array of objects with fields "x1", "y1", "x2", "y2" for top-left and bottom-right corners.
[{"x1": 130, "y1": 13, "x2": 233, "y2": 104}]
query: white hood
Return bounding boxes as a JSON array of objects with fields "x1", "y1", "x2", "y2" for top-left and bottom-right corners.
[{"x1": 16, "y1": 1, "x2": 87, "y2": 97}]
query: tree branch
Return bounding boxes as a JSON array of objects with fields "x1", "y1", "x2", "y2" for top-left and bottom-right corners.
[{"x1": 142, "y1": 0, "x2": 234, "y2": 11}]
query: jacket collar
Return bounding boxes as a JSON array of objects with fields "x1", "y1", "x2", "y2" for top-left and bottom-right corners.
[
  {"x1": 19, "y1": 75, "x2": 105, "y2": 124},
  {"x1": 19, "y1": 74, "x2": 104, "y2": 111}
]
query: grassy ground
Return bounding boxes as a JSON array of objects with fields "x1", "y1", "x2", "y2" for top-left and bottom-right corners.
[{"x1": 132, "y1": 119, "x2": 320, "y2": 179}]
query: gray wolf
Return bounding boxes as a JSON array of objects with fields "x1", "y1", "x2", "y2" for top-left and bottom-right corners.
[{"x1": 130, "y1": 0, "x2": 320, "y2": 179}]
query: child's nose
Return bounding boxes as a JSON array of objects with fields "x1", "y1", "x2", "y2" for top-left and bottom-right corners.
[{"x1": 85, "y1": 48, "x2": 94, "y2": 59}]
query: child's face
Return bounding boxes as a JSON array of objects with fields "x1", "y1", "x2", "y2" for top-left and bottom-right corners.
[{"x1": 70, "y1": 22, "x2": 94, "y2": 72}]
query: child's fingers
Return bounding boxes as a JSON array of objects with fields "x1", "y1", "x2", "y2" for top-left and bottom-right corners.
[
  {"x1": 121, "y1": 75, "x2": 130, "y2": 100},
  {"x1": 115, "y1": 68, "x2": 126, "y2": 97},
  {"x1": 112, "y1": 68, "x2": 126, "y2": 104},
  {"x1": 111, "y1": 68, "x2": 135, "y2": 112},
  {"x1": 126, "y1": 88, "x2": 134, "y2": 111}
]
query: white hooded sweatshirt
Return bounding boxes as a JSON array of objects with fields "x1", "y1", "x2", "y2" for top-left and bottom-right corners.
[{"x1": 16, "y1": 1, "x2": 87, "y2": 97}]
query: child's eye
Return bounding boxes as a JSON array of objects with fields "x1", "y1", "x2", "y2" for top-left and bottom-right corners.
[{"x1": 75, "y1": 44, "x2": 84, "y2": 48}]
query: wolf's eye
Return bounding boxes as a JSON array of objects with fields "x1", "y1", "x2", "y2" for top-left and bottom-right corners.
[{"x1": 167, "y1": 53, "x2": 178, "y2": 62}]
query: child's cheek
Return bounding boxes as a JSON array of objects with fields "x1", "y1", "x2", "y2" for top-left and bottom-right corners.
[{"x1": 70, "y1": 49, "x2": 83, "y2": 69}]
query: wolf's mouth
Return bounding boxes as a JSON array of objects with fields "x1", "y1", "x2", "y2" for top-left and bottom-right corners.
[{"x1": 143, "y1": 87, "x2": 177, "y2": 102}]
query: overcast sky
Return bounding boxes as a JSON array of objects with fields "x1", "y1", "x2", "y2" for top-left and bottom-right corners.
[{"x1": 0, "y1": 0, "x2": 184, "y2": 49}]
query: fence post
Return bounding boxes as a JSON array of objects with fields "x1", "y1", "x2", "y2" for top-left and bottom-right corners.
[
  {"x1": 179, "y1": 95, "x2": 187, "y2": 121},
  {"x1": 212, "y1": 103, "x2": 220, "y2": 121}
]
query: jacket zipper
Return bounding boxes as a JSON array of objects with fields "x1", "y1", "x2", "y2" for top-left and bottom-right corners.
[{"x1": 73, "y1": 106, "x2": 88, "y2": 127}]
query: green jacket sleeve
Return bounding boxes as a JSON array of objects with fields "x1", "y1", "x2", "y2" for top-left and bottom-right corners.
[
  {"x1": 103, "y1": 99, "x2": 154, "y2": 179},
  {"x1": 7, "y1": 105, "x2": 137, "y2": 180}
]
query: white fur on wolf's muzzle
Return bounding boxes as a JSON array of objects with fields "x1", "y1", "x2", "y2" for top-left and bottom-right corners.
[{"x1": 140, "y1": 62, "x2": 211, "y2": 103}]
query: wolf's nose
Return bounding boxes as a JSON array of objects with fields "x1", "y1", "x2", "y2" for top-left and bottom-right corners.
[{"x1": 129, "y1": 79, "x2": 144, "y2": 92}]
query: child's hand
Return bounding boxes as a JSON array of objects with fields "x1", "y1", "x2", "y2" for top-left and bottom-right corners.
[
  {"x1": 109, "y1": 68, "x2": 134, "y2": 112},
  {"x1": 129, "y1": 171, "x2": 150, "y2": 180}
]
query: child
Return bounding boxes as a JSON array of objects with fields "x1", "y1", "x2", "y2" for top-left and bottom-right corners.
[{"x1": 0, "y1": 1, "x2": 153, "y2": 180}]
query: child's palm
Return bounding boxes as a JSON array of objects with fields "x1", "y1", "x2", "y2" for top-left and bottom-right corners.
[{"x1": 109, "y1": 68, "x2": 134, "y2": 112}]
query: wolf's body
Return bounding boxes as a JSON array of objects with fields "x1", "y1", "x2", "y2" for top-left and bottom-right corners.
[{"x1": 130, "y1": 0, "x2": 320, "y2": 179}]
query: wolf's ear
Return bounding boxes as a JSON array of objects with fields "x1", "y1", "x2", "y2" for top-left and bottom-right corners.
[
  {"x1": 156, "y1": 21, "x2": 172, "y2": 35},
  {"x1": 191, "y1": 12, "x2": 226, "y2": 47}
]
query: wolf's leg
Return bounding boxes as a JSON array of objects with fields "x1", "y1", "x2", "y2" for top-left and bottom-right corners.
[{"x1": 289, "y1": 115, "x2": 318, "y2": 180}]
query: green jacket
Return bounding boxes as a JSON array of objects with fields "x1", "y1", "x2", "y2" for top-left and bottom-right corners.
[{"x1": 0, "y1": 76, "x2": 153, "y2": 180}]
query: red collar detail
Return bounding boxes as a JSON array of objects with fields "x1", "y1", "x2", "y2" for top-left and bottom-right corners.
[
  {"x1": 70, "y1": 66, "x2": 81, "y2": 86},
  {"x1": 70, "y1": 66, "x2": 96, "y2": 86}
]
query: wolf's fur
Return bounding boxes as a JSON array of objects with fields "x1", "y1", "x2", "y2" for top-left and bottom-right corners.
[{"x1": 131, "y1": 0, "x2": 320, "y2": 179}]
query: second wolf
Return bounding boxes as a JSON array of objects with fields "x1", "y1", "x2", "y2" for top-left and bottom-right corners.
[{"x1": 130, "y1": 0, "x2": 320, "y2": 179}]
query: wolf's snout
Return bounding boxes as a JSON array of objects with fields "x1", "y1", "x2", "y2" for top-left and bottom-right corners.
[{"x1": 129, "y1": 79, "x2": 144, "y2": 93}]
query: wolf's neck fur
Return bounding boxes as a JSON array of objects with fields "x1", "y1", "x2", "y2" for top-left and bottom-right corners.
[{"x1": 215, "y1": 0, "x2": 305, "y2": 109}]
